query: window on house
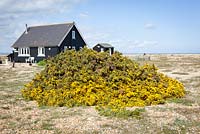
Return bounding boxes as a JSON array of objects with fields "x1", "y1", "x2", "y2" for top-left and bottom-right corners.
[
  {"x1": 72, "y1": 46, "x2": 75, "y2": 50},
  {"x1": 38, "y1": 47, "x2": 45, "y2": 56},
  {"x1": 64, "y1": 46, "x2": 68, "y2": 50},
  {"x1": 101, "y1": 48, "x2": 104, "y2": 52},
  {"x1": 72, "y1": 31, "x2": 75, "y2": 39},
  {"x1": 18, "y1": 47, "x2": 30, "y2": 56}
]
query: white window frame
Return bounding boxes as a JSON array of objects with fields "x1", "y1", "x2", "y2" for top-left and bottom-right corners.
[
  {"x1": 38, "y1": 47, "x2": 45, "y2": 57},
  {"x1": 18, "y1": 47, "x2": 30, "y2": 57},
  {"x1": 72, "y1": 30, "x2": 75, "y2": 39},
  {"x1": 64, "y1": 46, "x2": 69, "y2": 51},
  {"x1": 72, "y1": 46, "x2": 75, "y2": 50}
]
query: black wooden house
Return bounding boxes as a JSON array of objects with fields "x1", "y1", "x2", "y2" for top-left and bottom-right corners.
[
  {"x1": 12, "y1": 22, "x2": 86, "y2": 62},
  {"x1": 93, "y1": 43, "x2": 114, "y2": 55}
]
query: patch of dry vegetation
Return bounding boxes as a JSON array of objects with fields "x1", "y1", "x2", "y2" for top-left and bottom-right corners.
[{"x1": 0, "y1": 54, "x2": 200, "y2": 133}]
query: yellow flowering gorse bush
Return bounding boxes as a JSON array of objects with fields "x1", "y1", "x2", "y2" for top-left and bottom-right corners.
[{"x1": 21, "y1": 48, "x2": 185, "y2": 109}]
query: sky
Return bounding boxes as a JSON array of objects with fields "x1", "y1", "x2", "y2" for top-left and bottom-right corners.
[{"x1": 0, "y1": 0, "x2": 200, "y2": 54}]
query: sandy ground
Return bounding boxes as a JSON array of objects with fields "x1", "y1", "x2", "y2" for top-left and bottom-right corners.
[{"x1": 0, "y1": 54, "x2": 200, "y2": 134}]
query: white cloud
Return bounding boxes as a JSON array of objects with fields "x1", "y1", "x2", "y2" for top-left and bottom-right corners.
[
  {"x1": 107, "y1": 39, "x2": 158, "y2": 53},
  {"x1": 0, "y1": 0, "x2": 84, "y2": 14},
  {"x1": 143, "y1": 40, "x2": 158, "y2": 46},
  {"x1": 132, "y1": 40, "x2": 158, "y2": 47},
  {"x1": 79, "y1": 12, "x2": 89, "y2": 18},
  {"x1": 0, "y1": 0, "x2": 86, "y2": 52},
  {"x1": 78, "y1": 26, "x2": 108, "y2": 47},
  {"x1": 85, "y1": 33, "x2": 110, "y2": 41},
  {"x1": 80, "y1": 24, "x2": 159, "y2": 52},
  {"x1": 75, "y1": 24, "x2": 159, "y2": 53},
  {"x1": 83, "y1": 30, "x2": 111, "y2": 47},
  {"x1": 144, "y1": 23, "x2": 156, "y2": 29}
]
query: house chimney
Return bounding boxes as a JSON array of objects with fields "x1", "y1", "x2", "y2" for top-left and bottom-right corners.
[{"x1": 25, "y1": 24, "x2": 28, "y2": 34}]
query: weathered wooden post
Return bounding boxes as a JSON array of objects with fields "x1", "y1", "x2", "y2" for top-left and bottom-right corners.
[
  {"x1": 12, "y1": 50, "x2": 15, "y2": 68},
  {"x1": 12, "y1": 60, "x2": 15, "y2": 68}
]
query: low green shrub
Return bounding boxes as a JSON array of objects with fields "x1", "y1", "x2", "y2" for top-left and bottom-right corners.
[
  {"x1": 37, "y1": 60, "x2": 46, "y2": 66},
  {"x1": 167, "y1": 98, "x2": 193, "y2": 106},
  {"x1": 96, "y1": 106, "x2": 145, "y2": 119}
]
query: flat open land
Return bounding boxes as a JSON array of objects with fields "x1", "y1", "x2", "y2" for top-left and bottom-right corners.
[{"x1": 0, "y1": 54, "x2": 200, "y2": 134}]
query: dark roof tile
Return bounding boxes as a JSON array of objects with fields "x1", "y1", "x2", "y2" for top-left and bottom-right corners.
[
  {"x1": 97, "y1": 43, "x2": 113, "y2": 48},
  {"x1": 12, "y1": 23, "x2": 74, "y2": 47}
]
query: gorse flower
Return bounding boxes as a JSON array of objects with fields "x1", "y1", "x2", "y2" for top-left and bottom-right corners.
[{"x1": 21, "y1": 48, "x2": 185, "y2": 108}]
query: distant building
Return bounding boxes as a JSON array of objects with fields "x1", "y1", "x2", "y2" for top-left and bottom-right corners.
[
  {"x1": 93, "y1": 43, "x2": 114, "y2": 55},
  {"x1": 11, "y1": 22, "x2": 86, "y2": 63}
]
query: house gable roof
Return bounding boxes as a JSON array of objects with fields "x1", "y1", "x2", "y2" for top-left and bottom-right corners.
[
  {"x1": 97, "y1": 43, "x2": 113, "y2": 48},
  {"x1": 12, "y1": 22, "x2": 74, "y2": 48}
]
